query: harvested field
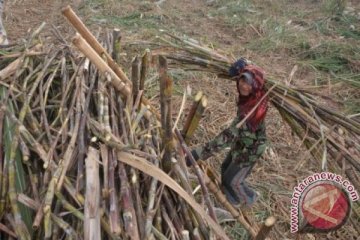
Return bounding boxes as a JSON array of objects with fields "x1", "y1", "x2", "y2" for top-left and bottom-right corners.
[{"x1": 0, "y1": 0, "x2": 359, "y2": 239}]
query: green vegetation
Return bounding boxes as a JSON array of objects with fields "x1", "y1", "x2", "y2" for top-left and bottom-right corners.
[
  {"x1": 84, "y1": 0, "x2": 162, "y2": 30},
  {"x1": 223, "y1": 222, "x2": 250, "y2": 240},
  {"x1": 298, "y1": 42, "x2": 359, "y2": 73},
  {"x1": 92, "y1": 12, "x2": 160, "y2": 29},
  {"x1": 208, "y1": 0, "x2": 253, "y2": 26},
  {"x1": 246, "y1": 19, "x2": 311, "y2": 54},
  {"x1": 323, "y1": 0, "x2": 347, "y2": 16},
  {"x1": 314, "y1": 15, "x2": 360, "y2": 40}
]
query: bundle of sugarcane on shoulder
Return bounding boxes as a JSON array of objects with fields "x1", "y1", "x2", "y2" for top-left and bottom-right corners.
[{"x1": 153, "y1": 32, "x2": 360, "y2": 187}]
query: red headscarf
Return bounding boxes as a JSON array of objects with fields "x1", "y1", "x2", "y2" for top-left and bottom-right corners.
[{"x1": 236, "y1": 65, "x2": 268, "y2": 132}]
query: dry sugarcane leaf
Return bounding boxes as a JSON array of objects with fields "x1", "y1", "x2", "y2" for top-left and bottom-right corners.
[{"x1": 0, "y1": 58, "x2": 21, "y2": 81}]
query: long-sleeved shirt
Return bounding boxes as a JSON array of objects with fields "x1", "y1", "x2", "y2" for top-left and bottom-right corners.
[{"x1": 193, "y1": 113, "x2": 267, "y2": 165}]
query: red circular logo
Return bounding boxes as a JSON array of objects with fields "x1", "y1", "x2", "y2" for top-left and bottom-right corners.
[{"x1": 300, "y1": 182, "x2": 350, "y2": 232}]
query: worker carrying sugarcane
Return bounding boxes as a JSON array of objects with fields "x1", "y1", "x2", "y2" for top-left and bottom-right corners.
[{"x1": 187, "y1": 59, "x2": 268, "y2": 207}]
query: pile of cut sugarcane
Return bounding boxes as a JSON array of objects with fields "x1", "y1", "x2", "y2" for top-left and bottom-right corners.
[{"x1": 0, "y1": 6, "x2": 278, "y2": 240}]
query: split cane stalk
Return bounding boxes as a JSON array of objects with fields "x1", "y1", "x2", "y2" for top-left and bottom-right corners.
[{"x1": 84, "y1": 147, "x2": 101, "y2": 240}]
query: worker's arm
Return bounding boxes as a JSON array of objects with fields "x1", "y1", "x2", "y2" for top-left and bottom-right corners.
[{"x1": 188, "y1": 116, "x2": 239, "y2": 164}]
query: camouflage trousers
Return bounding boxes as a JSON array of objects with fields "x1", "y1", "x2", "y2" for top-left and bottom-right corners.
[{"x1": 193, "y1": 116, "x2": 266, "y2": 206}]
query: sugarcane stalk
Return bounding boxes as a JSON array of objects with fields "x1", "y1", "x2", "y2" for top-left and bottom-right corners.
[
  {"x1": 178, "y1": 196, "x2": 194, "y2": 235},
  {"x1": 51, "y1": 214, "x2": 78, "y2": 239},
  {"x1": 62, "y1": 6, "x2": 132, "y2": 87},
  {"x1": 98, "y1": 75, "x2": 110, "y2": 197},
  {"x1": 116, "y1": 149, "x2": 230, "y2": 240},
  {"x1": 171, "y1": 158, "x2": 208, "y2": 236},
  {"x1": 84, "y1": 146, "x2": 101, "y2": 240},
  {"x1": 139, "y1": 49, "x2": 150, "y2": 87},
  {"x1": 32, "y1": 201, "x2": 45, "y2": 230},
  {"x1": 21, "y1": 191, "x2": 109, "y2": 239},
  {"x1": 171, "y1": 158, "x2": 192, "y2": 194},
  {"x1": 56, "y1": 91, "x2": 81, "y2": 192},
  {"x1": 55, "y1": 192, "x2": 84, "y2": 221},
  {"x1": 18, "y1": 137, "x2": 30, "y2": 162},
  {"x1": 77, "y1": 64, "x2": 96, "y2": 193},
  {"x1": 112, "y1": 28, "x2": 121, "y2": 64},
  {"x1": 140, "y1": 49, "x2": 150, "y2": 92},
  {"x1": 18, "y1": 124, "x2": 48, "y2": 163},
  {"x1": 160, "y1": 204, "x2": 177, "y2": 240},
  {"x1": 72, "y1": 34, "x2": 131, "y2": 98},
  {"x1": 158, "y1": 56, "x2": 174, "y2": 172},
  {"x1": 0, "y1": 105, "x2": 4, "y2": 184},
  {"x1": 255, "y1": 216, "x2": 276, "y2": 240},
  {"x1": 43, "y1": 167, "x2": 61, "y2": 239},
  {"x1": 144, "y1": 149, "x2": 160, "y2": 239},
  {"x1": 51, "y1": 201, "x2": 61, "y2": 240},
  {"x1": 39, "y1": 63, "x2": 59, "y2": 149},
  {"x1": 132, "y1": 56, "x2": 140, "y2": 103},
  {"x1": 60, "y1": 57, "x2": 70, "y2": 155},
  {"x1": 5, "y1": 54, "x2": 58, "y2": 240},
  {"x1": 181, "y1": 230, "x2": 190, "y2": 240},
  {"x1": 184, "y1": 94, "x2": 207, "y2": 143},
  {"x1": 192, "y1": 228, "x2": 201, "y2": 240},
  {"x1": 0, "y1": 222, "x2": 17, "y2": 238},
  {"x1": 175, "y1": 129, "x2": 217, "y2": 223},
  {"x1": 100, "y1": 144, "x2": 109, "y2": 200},
  {"x1": 0, "y1": 162, "x2": 7, "y2": 218},
  {"x1": 63, "y1": 180, "x2": 116, "y2": 239},
  {"x1": 26, "y1": 165, "x2": 40, "y2": 203},
  {"x1": 171, "y1": 157, "x2": 210, "y2": 238},
  {"x1": 88, "y1": 118, "x2": 128, "y2": 150},
  {"x1": 182, "y1": 91, "x2": 202, "y2": 137},
  {"x1": 131, "y1": 170, "x2": 146, "y2": 240},
  {"x1": 44, "y1": 197, "x2": 53, "y2": 239},
  {"x1": 108, "y1": 150, "x2": 122, "y2": 235},
  {"x1": 109, "y1": 89, "x2": 124, "y2": 235},
  {"x1": 151, "y1": 225, "x2": 168, "y2": 240},
  {"x1": 154, "y1": 209, "x2": 162, "y2": 234},
  {"x1": 117, "y1": 154, "x2": 140, "y2": 240},
  {"x1": 71, "y1": 33, "x2": 158, "y2": 120},
  {"x1": 164, "y1": 32, "x2": 230, "y2": 62},
  {"x1": 162, "y1": 189, "x2": 184, "y2": 234},
  {"x1": 1, "y1": 50, "x2": 45, "y2": 59},
  {"x1": 46, "y1": 62, "x2": 82, "y2": 170}
]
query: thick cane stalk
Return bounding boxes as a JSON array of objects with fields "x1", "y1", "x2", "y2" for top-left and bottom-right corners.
[{"x1": 158, "y1": 56, "x2": 174, "y2": 172}]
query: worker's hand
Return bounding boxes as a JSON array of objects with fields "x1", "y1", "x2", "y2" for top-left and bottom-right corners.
[
  {"x1": 229, "y1": 58, "x2": 248, "y2": 77},
  {"x1": 185, "y1": 149, "x2": 200, "y2": 166}
]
